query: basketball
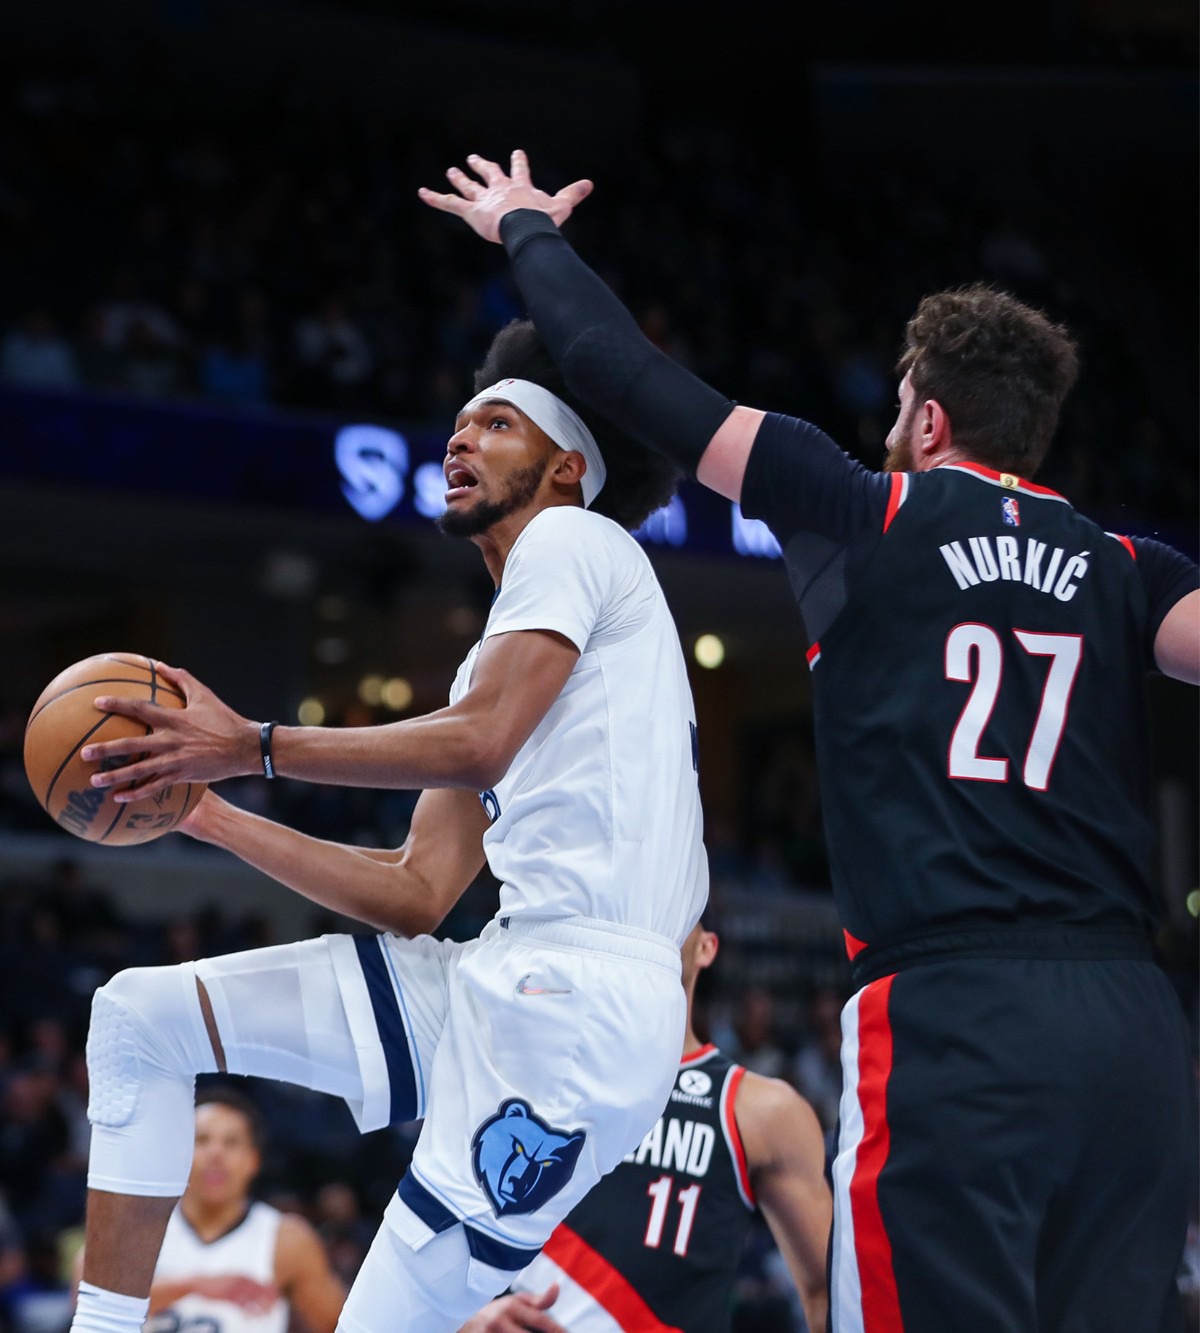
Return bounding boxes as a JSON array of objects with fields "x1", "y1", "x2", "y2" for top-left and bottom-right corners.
[{"x1": 23, "y1": 652, "x2": 207, "y2": 845}]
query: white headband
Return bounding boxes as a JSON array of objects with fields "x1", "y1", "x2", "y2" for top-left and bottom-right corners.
[{"x1": 460, "y1": 378, "x2": 607, "y2": 508}]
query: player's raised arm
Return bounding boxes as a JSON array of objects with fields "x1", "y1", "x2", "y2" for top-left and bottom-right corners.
[{"x1": 420, "y1": 150, "x2": 762, "y2": 502}]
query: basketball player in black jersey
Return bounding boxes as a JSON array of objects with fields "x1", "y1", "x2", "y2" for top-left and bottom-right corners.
[
  {"x1": 463, "y1": 922, "x2": 832, "y2": 1333},
  {"x1": 422, "y1": 152, "x2": 1200, "y2": 1333}
]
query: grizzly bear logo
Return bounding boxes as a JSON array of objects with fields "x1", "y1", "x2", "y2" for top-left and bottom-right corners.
[{"x1": 471, "y1": 1099, "x2": 586, "y2": 1218}]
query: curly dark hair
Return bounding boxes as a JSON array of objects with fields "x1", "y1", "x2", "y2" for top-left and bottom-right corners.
[
  {"x1": 473, "y1": 319, "x2": 683, "y2": 531},
  {"x1": 897, "y1": 283, "x2": 1079, "y2": 476}
]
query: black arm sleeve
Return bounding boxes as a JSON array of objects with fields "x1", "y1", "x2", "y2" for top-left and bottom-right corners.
[{"x1": 500, "y1": 209, "x2": 735, "y2": 474}]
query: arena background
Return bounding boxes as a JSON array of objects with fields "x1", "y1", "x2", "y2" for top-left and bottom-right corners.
[{"x1": 0, "y1": 1, "x2": 1195, "y2": 1329}]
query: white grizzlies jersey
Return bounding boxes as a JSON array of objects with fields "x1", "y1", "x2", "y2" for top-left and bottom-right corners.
[
  {"x1": 449, "y1": 506, "x2": 708, "y2": 946},
  {"x1": 144, "y1": 1201, "x2": 286, "y2": 1333}
]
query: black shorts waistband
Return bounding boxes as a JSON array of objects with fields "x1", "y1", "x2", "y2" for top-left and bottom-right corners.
[{"x1": 851, "y1": 923, "x2": 1155, "y2": 989}]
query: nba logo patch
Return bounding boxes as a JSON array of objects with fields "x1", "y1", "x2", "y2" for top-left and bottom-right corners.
[{"x1": 1002, "y1": 497, "x2": 1020, "y2": 527}]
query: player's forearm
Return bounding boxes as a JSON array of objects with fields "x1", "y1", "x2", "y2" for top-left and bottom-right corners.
[
  {"x1": 500, "y1": 209, "x2": 735, "y2": 474},
  {"x1": 268, "y1": 706, "x2": 508, "y2": 792},
  {"x1": 184, "y1": 796, "x2": 442, "y2": 935}
]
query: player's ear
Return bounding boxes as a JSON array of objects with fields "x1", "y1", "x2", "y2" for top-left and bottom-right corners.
[
  {"x1": 551, "y1": 449, "x2": 588, "y2": 492},
  {"x1": 920, "y1": 398, "x2": 951, "y2": 455}
]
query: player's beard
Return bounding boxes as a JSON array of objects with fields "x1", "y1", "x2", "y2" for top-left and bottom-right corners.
[
  {"x1": 436, "y1": 460, "x2": 548, "y2": 539},
  {"x1": 884, "y1": 400, "x2": 918, "y2": 473},
  {"x1": 884, "y1": 437, "x2": 914, "y2": 472}
]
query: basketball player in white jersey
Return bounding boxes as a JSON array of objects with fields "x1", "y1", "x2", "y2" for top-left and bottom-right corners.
[
  {"x1": 70, "y1": 318, "x2": 708, "y2": 1333},
  {"x1": 146, "y1": 1089, "x2": 345, "y2": 1333},
  {"x1": 74, "y1": 1088, "x2": 344, "y2": 1333}
]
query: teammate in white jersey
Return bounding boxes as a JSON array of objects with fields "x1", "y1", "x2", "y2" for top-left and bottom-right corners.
[
  {"x1": 69, "y1": 318, "x2": 707, "y2": 1333},
  {"x1": 73, "y1": 1089, "x2": 344, "y2": 1333}
]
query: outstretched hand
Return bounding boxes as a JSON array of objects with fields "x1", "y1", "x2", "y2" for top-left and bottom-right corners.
[
  {"x1": 418, "y1": 149, "x2": 592, "y2": 243},
  {"x1": 79, "y1": 662, "x2": 261, "y2": 802}
]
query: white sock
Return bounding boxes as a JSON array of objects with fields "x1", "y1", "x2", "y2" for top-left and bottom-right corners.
[{"x1": 71, "y1": 1281, "x2": 150, "y2": 1333}]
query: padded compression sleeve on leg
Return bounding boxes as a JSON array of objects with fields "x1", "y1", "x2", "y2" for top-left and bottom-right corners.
[
  {"x1": 85, "y1": 963, "x2": 217, "y2": 1196},
  {"x1": 500, "y1": 209, "x2": 735, "y2": 476}
]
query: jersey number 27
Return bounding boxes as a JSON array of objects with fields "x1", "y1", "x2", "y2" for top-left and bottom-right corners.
[{"x1": 945, "y1": 625, "x2": 1082, "y2": 790}]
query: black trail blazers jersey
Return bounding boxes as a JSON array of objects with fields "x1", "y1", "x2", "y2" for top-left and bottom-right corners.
[
  {"x1": 512, "y1": 1046, "x2": 755, "y2": 1333},
  {"x1": 815, "y1": 462, "x2": 1156, "y2": 950},
  {"x1": 741, "y1": 415, "x2": 1200, "y2": 970}
]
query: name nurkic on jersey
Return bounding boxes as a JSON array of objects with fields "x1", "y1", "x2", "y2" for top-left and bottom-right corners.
[
  {"x1": 939, "y1": 536, "x2": 1089, "y2": 601},
  {"x1": 623, "y1": 1115, "x2": 716, "y2": 1178}
]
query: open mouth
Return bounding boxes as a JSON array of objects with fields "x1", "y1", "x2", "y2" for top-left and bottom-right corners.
[{"x1": 445, "y1": 466, "x2": 478, "y2": 499}]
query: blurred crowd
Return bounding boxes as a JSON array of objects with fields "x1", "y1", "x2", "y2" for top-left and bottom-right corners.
[{"x1": 0, "y1": 58, "x2": 1194, "y2": 540}]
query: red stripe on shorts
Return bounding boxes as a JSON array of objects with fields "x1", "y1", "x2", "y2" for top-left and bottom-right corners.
[{"x1": 851, "y1": 975, "x2": 904, "y2": 1332}]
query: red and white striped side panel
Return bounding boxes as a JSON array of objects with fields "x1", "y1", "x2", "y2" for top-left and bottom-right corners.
[{"x1": 831, "y1": 976, "x2": 905, "y2": 1332}]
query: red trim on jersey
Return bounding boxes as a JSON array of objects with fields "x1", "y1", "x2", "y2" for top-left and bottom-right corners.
[
  {"x1": 680, "y1": 1043, "x2": 717, "y2": 1066},
  {"x1": 1109, "y1": 533, "x2": 1137, "y2": 560},
  {"x1": 806, "y1": 641, "x2": 821, "y2": 670},
  {"x1": 542, "y1": 1225, "x2": 683, "y2": 1333},
  {"x1": 882, "y1": 472, "x2": 909, "y2": 532},
  {"x1": 843, "y1": 928, "x2": 869, "y2": 960},
  {"x1": 722, "y1": 1065, "x2": 756, "y2": 1208},
  {"x1": 851, "y1": 976, "x2": 904, "y2": 1332},
  {"x1": 941, "y1": 460, "x2": 1066, "y2": 500}
]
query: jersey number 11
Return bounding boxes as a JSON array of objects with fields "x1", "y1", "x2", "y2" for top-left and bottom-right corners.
[{"x1": 644, "y1": 1177, "x2": 703, "y2": 1257}]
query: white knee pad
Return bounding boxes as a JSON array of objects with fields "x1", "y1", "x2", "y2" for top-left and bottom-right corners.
[{"x1": 85, "y1": 963, "x2": 217, "y2": 1196}]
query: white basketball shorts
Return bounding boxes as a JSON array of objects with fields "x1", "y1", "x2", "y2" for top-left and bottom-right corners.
[{"x1": 328, "y1": 914, "x2": 686, "y2": 1270}]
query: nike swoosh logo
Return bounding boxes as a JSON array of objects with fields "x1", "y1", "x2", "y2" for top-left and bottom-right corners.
[{"x1": 515, "y1": 973, "x2": 573, "y2": 997}]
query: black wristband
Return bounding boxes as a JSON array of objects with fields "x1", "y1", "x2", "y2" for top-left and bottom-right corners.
[{"x1": 259, "y1": 721, "x2": 278, "y2": 780}]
